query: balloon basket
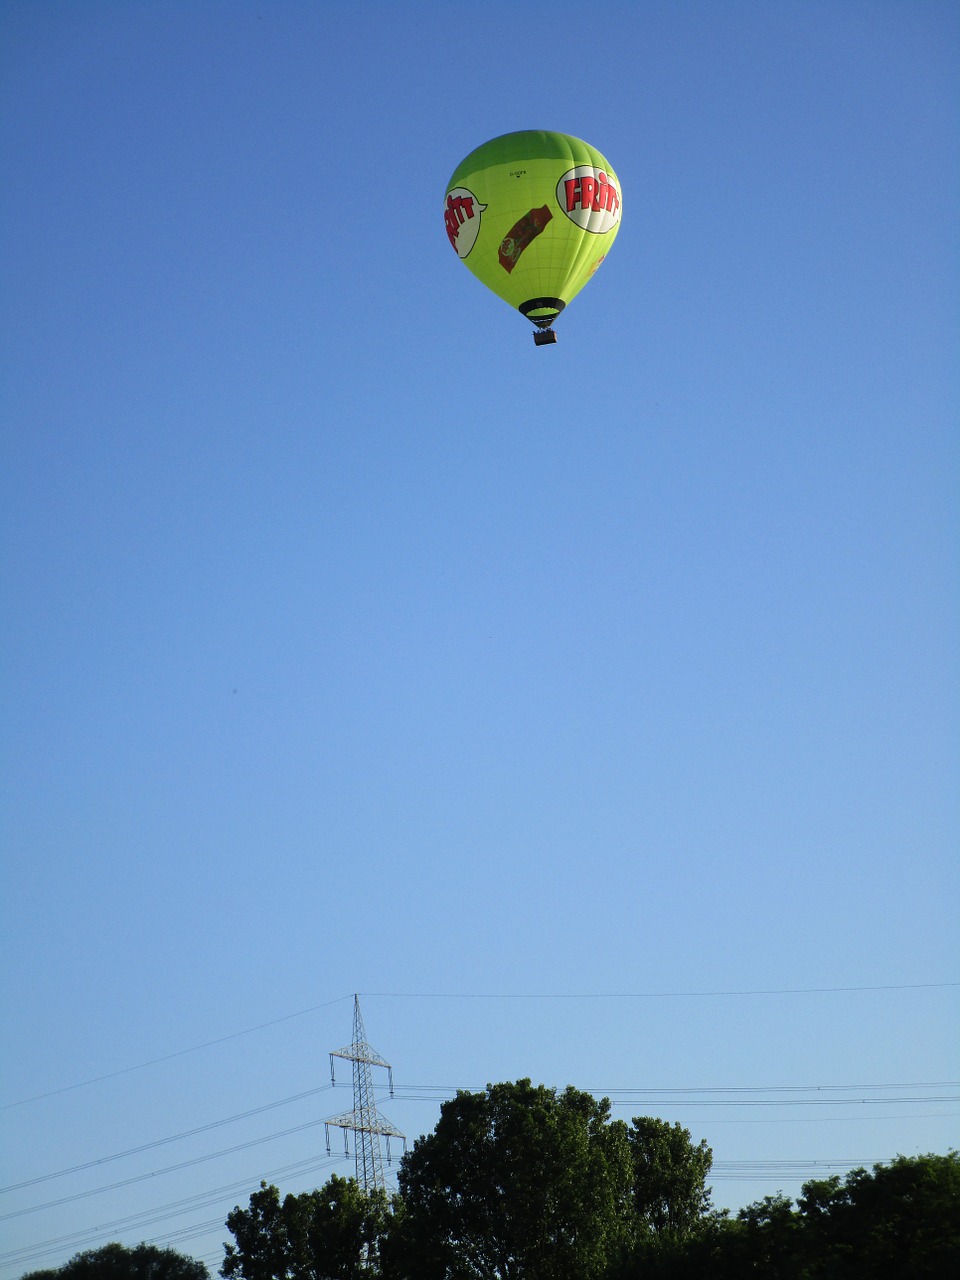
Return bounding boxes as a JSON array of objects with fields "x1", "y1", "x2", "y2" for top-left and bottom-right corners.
[{"x1": 533, "y1": 329, "x2": 558, "y2": 346}]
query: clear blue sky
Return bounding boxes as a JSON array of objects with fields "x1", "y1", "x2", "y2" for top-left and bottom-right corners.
[{"x1": 1, "y1": 1, "x2": 957, "y2": 1274}]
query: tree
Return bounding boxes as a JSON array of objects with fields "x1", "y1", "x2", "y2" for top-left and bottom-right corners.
[
  {"x1": 384, "y1": 1079, "x2": 633, "y2": 1280},
  {"x1": 797, "y1": 1151, "x2": 960, "y2": 1279},
  {"x1": 21, "y1": 1242, "x2": 208, "y2": 1280},
  {"x1": 221, "y1": 1176, "x2": 391, "y2": 1280},
  {"x1": 698, "y1": 1151, "x2": 960, "y2": 1280},
  {"x1": 717, "y1": 1194, "x2": 806, "y2": 1280},
  {"x1": 627, "y1": 1117, "x2": 713, "y2": 1243}
]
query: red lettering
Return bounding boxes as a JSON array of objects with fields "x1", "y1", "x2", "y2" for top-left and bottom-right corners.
[
  {"x1": 445, "y1": 193, "x2": 477, "y2": 250},
  {"x1": 559, "y1": 170, "x2": 621, "y2": 223}
]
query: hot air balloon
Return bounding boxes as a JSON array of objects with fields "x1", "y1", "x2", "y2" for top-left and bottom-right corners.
[{"x1": 444, "y1": 131, "x2": 622, "y2": 345}]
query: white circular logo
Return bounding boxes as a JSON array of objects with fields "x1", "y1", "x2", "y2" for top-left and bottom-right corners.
[
  {"x1": 557, "y1": 166, "x2": 621, "y2": 233},
  {"x1": 444, "y1": 187, "x2": 487, "y2": 258}
]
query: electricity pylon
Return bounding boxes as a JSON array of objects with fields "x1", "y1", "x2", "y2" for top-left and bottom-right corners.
[{"x1": 325, "y1": 994, "x2": 405, "y2": 1194}]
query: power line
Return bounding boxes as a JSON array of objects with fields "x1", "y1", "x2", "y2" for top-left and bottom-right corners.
[
  {"x1": 363, "y1": 983, "x2": 960, "y2": 999},
  {"x1": 3, "y1": 1079, "x2": 954, "y2": 1226},
  {"x1": 604, "y1": 1097, "x2": 960, "y2": 1108},
  {"x1": 0, "y1": 1154, "x2": 345, "y2": 1268},
  {"x1": 0, "y1": 1140, "x2": 917, "y2": 1271},
  {"x1": 392, "y1": 1080, "x2": 959, "y2": 1095},
  {"x1": 3, "y1": 1079, "x2": 953, "y2": 1206},
  {"x1": 0, "y1": 1084, "x2": 333, "y2": 1195},
  {"x1": 0, "y1": 1117, "x2": 337, "y2": 1222},
  {"x1": 0, "y1": 1147, "x2": 931, "y2": 1271},
  {"x1": 6, "y1": 984, "x2": 955, "y2": 1110},
  {"x1": 388, "y1": 1082, "x2": 959, "y2": 1107},
  {"x1": 2, "y1": 995, "x2": 352, "y2": 1110},
  {"x1": 7, "y1": 1078, "x2": 952, "y2": 1195}
]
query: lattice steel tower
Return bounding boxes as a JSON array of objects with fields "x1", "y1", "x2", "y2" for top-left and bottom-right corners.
[{"x1": 325, "y1": 994, "x2": 405, "y2": 1193}]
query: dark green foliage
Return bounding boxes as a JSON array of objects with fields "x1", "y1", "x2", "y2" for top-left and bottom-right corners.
[
  {"x1": 385, "y1": 1079, "x2": 634, "y2": 1280},
  {"x1": 21, "y1": 1242, "x2": 208, "y2": 1280},
  {"x1": 220, "y1": 1176, "x2": 391, "y2": 1280},
  {"x1": 706, "y1": 1194, "x2": 807, "y2": 1280},
  {"x1": 217, "y1": 1084, "x2": 958, "y2": 1280},
  {"x1": 696, "y1": 1152, "x2": 960, "y2": 1280},
  {"x1": 796, "y1": 1152, "x2": 960, "y2": 1279},
  {"x1": 627, "y1": 1116, "x2": 713, "y2": 1242}
]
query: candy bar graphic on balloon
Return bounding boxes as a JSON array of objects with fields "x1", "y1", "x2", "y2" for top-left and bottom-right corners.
[{"x1": 498, "y1": 205, "x2": 553, "y2": 274}]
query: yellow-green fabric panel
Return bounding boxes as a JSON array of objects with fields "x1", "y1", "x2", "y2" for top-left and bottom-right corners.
[{"x1": 445, "y1": 131, "x2": 622, "y2": 318}]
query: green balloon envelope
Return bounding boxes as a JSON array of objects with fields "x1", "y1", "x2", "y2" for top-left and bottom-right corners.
[{"x1": 444, "y1": 131, "x2": 622, "y2": 330}]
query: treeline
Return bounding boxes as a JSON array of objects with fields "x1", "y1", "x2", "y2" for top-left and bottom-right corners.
[
  {"x1": 24, "y1": 1080, "x2": 959, "y2": 1280},
  {"x1": 221, "y1": 1080, "x2": 959, "y2": 1280}
]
